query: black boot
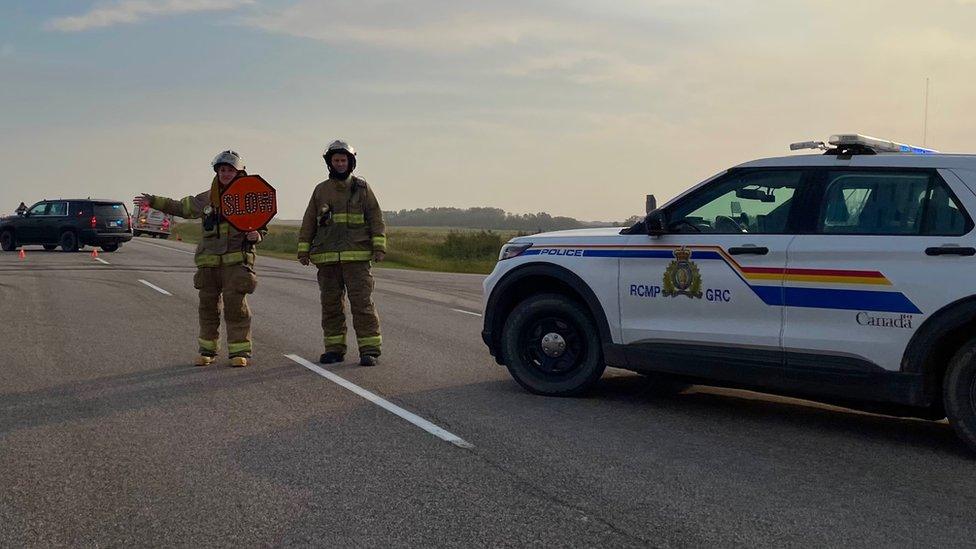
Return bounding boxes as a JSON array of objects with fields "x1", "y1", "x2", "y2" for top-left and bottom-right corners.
[
  {"x1": 359, "y1": 354, "x2": 378, "y2": 367},
  {"x1": 319, "y1": 352, "x2": 345, "y2": 364}
]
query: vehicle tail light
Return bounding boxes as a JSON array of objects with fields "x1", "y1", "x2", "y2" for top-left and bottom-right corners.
[{"x1": 90, "y1": 216, "x2": 98, "y2": 229}]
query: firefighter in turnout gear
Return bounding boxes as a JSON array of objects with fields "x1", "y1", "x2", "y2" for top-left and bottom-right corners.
[
  {"x1": 139, "y1": 150, "x2": 264, "y2": 367},
  {"x1": 298, "y1": 140, "x2": 386, "y2": 366}
]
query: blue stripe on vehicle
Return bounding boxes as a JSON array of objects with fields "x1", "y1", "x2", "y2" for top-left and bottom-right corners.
[
  {"x1": 780, "y1": 287, "x2": 922, "y2": 314},
  {"x1": 581, "y1": 249, "x2": 674, "y2": 258}
]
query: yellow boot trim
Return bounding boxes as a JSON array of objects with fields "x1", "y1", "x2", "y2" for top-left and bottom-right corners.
[
  {"x1": 195, "y1": 355, "x2": 215, "y2": 367},
  {"x1": 229, "y1": 356, "x2": 249, "y2": 367}
]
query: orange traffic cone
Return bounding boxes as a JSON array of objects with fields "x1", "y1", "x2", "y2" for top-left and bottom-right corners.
[
  {"x1": 18, "y1": 248, "x2": 25, "y2": 260},
  {"x1": 91, "y1": 248, "x2": 99, "y2": 259}
]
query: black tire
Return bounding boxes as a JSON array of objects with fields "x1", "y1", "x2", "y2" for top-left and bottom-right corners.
[
  {"x1": 133, "y1": 231, "x2": 142, "y2": 237},
  {"x1": 42, "y1": 244, "x2": 57, "y2": 251},
  {"x1": 160, "y1": 234, "x2": 170, "y2": 240},
  {"x1": 59, "y1": 231, "x2": 79, "y2": 252},
  {"x1": 101, "y1": 243, "x2": 119, "y2": 252},
  {"x1": 500, "y1": 293, "x2": 605, "y2": 396},
  {"x1": 0, "y1": 230, "x2": 15, "y2": 252},
  {"x1": 944, "y1": 339, "x2": 976, "y2": 453}
]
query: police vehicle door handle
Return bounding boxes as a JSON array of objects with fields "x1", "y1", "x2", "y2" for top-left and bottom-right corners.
[
  {"x1": 925, "y1": 246, "x2": 976, "y2": 256},
  {"x1": 728, "y1": 246, "x2": 769, "y2": 256}
]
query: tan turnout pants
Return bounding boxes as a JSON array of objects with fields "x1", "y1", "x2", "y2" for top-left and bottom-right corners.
[
  {"x1": 194, "y1": 265, "x2": 258, "y2": 358},
  {"x1": 316, "y1": 261, "x2": 382, "y2": 356}
]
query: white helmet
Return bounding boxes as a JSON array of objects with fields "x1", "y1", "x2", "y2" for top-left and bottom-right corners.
[
  {"x1": 211, "y1": 150, "x2": 245, "y2": 172},
  {"x1": 324, "y1": 140, "x2": 356, "y2": 157},
  {"x1": 324, "y1": 140, "x2": 357, "y2": 177}
]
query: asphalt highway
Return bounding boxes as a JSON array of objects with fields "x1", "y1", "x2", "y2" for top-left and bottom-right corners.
[{"x1": 1, "y1": 238, "x2": 975, "y2": 547}]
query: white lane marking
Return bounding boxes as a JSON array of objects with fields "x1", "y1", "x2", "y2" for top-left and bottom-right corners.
[
  {"x1": 284, "y1": 354, "x2": 473, "y2": 449},
  {"x1": 451, "y1": 308, "x2": 482, "y2": 317},
  {"x1": 139, "y1": 279, "x2": 172, "y2": 296},
  {"x1": 94, "y1": 257, "x2": 111, "y2": 265},
  {"x1": 130, "y1": 239, "x2": 195, "y2": 255}
]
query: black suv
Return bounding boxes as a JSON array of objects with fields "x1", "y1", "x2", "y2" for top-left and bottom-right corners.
[{"x1": 0, "y1": 199, "x2": 133, "y2": 252}]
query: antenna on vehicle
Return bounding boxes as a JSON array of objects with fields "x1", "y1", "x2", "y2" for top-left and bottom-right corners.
[{"x1": 923, "y1": 77, "x2": 930, "y2": 147}]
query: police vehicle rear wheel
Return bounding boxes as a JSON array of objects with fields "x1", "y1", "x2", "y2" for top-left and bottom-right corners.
[
  {"x1": 0, "y1": 230, "x2": 14, "y2": 252},
  {"x1": 943, "y1": 339, "x2": 976, "y2": 453},
  {"x1": 101, "y1": 243, "x2": 119, "y2": 252},
  {"x1": 59, "y1": 231, "x2": 79, "y2": 252},
  {"x1": 501, "y1": 294, "x2": 605, "y2": 396}
]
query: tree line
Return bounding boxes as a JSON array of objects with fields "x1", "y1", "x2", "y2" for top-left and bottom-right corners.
[{"x1": 383, "y1": 207, "x2": 635, "y2": 232}]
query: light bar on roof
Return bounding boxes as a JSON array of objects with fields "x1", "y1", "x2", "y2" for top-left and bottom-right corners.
[
  {"x1": 828, "y1": 134, "x2": 938, "y2": 154},
  {"x1": 789, "y1": 141, "x2": 826, "y2": 151}
]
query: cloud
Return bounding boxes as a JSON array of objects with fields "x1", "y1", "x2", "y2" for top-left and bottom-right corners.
[
  {"x1": 46, "y1": 0, "x2": 254, "y2": 32},
  {"x1": 0, "y1": 44, "x2": 13, "y2": 59},
  {"x1": 244, "y1": 3, "x2": 588, "y2": 53},
  {"x1": 499, "y1": 50, "x2": 657, "y2": 85}
]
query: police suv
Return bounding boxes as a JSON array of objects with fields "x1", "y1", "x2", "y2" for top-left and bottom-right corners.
[{"x1": 482, "y1": 134, "x2": 976, "y2": 452}]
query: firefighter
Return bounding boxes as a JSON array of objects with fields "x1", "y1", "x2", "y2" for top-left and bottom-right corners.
[
  {"x1": 140, "y1": 150, "x2": 263, "y2": 367},
  {"x1": 297, "y1": 140, "x2": 386, "y2": 366}
]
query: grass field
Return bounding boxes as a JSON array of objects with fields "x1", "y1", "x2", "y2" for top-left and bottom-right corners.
[{"x1": 170, "y1": 223, "x2": 519, "y2": 274}]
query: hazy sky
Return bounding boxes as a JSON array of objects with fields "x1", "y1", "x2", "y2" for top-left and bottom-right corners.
[{"x1": 2, "y1": 1, "x2": 975, "y2": 221}]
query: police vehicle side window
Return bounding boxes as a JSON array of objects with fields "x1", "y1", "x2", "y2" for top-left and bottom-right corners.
[
  {"x1": 818, "y1": 171, "x2": 971, "y2": 236},
  {"x1": 667, "y1": 170, "x2": 802, "y2": 234}
]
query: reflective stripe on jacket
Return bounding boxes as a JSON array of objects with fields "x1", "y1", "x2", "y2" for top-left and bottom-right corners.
[
  {"x1": 150, "y1": 178, "x2": 261, "y2": 267},
  {"x1": 297, "y1": 175, "x2": 386, "y2": 264}
]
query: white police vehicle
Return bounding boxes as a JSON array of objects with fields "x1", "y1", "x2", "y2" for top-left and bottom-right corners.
[{"x1": 482, "y1": 134, "x2": 976, "y2": 451}]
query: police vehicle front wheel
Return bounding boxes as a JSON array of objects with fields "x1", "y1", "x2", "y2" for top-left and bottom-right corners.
[
  {"x1": 943, "y1": 339, "x2": 976, "y2": 453},
  {"x1": 501, "y1": 294, "x2": 605, "y2": 396}
]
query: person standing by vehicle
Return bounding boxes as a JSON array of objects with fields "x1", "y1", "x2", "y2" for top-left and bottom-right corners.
[
  {"x1": 15, "y1": 202, "x2": 27, "y2": 216},
  {"x1": 140, "y1": 150, "x2": 263, "y2": 367},
  {"x1": 297, "y1": 140, "x2": 386, "y2": 366}
]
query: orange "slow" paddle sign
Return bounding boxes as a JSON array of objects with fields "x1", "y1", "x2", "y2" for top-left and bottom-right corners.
[{"x1": 220, "y1": 175, "x2": 278, "y2": 232}]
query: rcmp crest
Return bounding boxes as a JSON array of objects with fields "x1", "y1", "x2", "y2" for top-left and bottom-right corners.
[{"x1": 662, "y1": 246, "x2": 703, "y2": 299}]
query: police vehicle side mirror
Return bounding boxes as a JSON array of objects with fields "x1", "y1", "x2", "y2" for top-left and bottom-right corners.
[{"x1": 645, "y1": 209, "x2": 667, "y2": 236}]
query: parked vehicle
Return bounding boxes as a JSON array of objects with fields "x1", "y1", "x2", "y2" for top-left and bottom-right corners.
[
  {"x1": 0, "y1": 199, "x2": 133, "y2": 252},
  {"x1": 483, "y1": 133, "x2": 976, "y2": 452},
  {"x1": 132, "y1": 200, "x2": 173, "y2": 238}
]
